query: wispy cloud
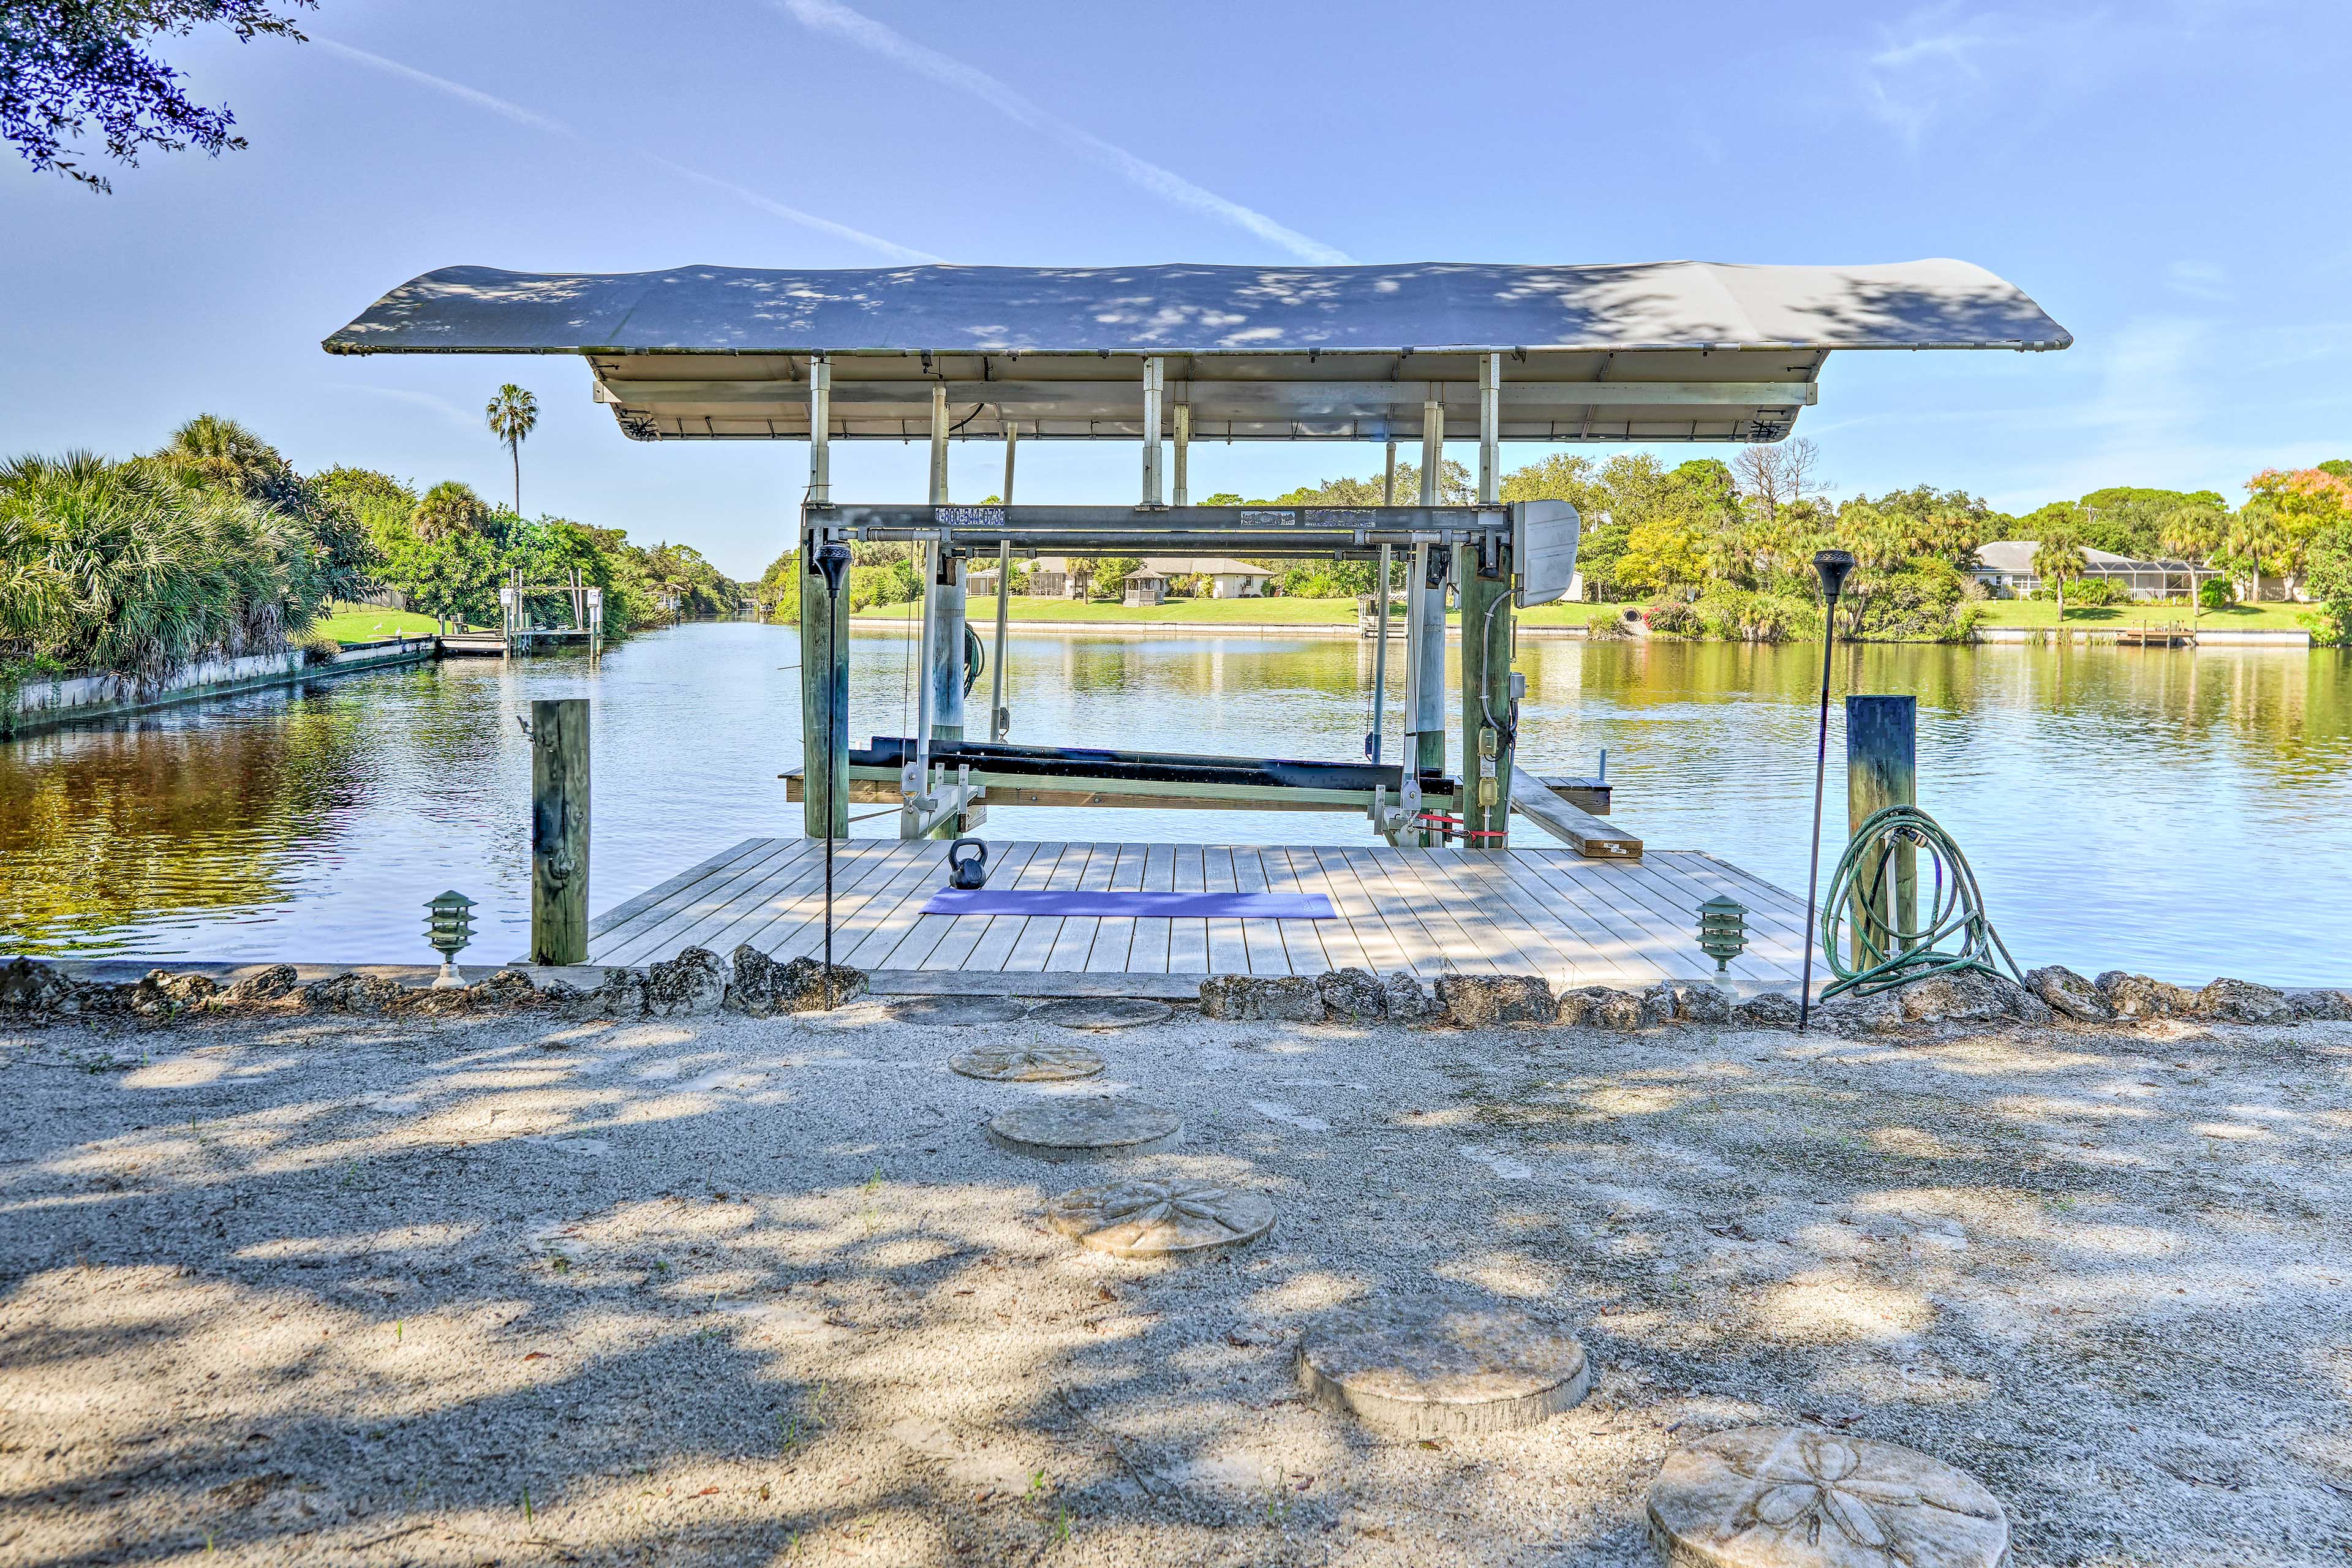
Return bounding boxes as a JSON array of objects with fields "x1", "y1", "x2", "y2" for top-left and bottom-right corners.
[
  {"x1": 639, "y1": 157, "x2": 941, "y2": 264},
  {"x1": 2165, "y1": 260, "x2": 2230, "y2": 301},
  {"x1": 315, "y1": 37, "x2": 930, "y2": 262},
  {"x1": 314, "y1": 40, "x2": 573, "y2": 135},
  {"x1": 327, "y1": 382, "x2": 478, "y2": 430},
  {"x1": 774, "y1": 0, "x2": 1351, "y2": 264}
]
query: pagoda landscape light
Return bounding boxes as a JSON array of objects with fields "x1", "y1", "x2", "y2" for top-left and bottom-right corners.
[
  {"x1": 425, "y1": 889, "x2": 477, "y2": 989},
  {"x1": 1697, "y1": 895, "x2": 1749, "y2": 989}
]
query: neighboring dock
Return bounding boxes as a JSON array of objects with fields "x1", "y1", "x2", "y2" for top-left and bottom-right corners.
[{"x1": 584, "y1": 837, "x2": 1804, "y2": 998}]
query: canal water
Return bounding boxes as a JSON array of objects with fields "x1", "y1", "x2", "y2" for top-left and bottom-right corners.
[{"x1": 4, "y1": 622, "x2": 2347, "y2": 986}]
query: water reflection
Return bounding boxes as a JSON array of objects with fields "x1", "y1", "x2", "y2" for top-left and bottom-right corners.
[{"x1": 1, "y1": 625, "x2": 2345, "y2": 986}]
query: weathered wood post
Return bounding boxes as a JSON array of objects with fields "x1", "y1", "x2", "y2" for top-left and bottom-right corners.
[
  {"x1": 1845, "y1": 694, "x2": 1918, "y2": 962},
  {"x1": 799, "y1": 358, "x2": 850, "y2": 840},
  {"x1": 530, "y1": 698, "x2": 589, "y2": 965},
  {"x1": 1458, "y1": 353, "x2": 1513, "y2": 850},
  {"x1": 922, "y1": 382, "x2": 967, "y2": 743}
]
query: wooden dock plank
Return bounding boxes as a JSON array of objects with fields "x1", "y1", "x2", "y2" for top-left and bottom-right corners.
[
  {"x1": 1202, "y1": 847, "x2": 1251, "y2": 974},
  {"x1": 1165, "y1": 844, "x2": 1209, "y2": 974},
  {"x1": 962, "y1": 840, "x2": 1068, "y2": 973},
  {"x1": 584, "y1": 837, "x2": 1810, "y2": 995},
  {"x1": 763, "y1": 844, "x2": 943, "y2": 968},
  {"x1": 1509, "y1": 766, "x2": 1643, "y2": 859},
  {"x1": 918, "y1": 840, "x2": 1043, "y2": 971},
  {"x1": 595, "y1": 839, "x2": 818, "y2": 966},
  {"x1": 1044, "y1": 843, "x2": 1120, "y2": 971}
]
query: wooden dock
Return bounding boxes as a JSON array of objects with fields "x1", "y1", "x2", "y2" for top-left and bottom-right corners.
[{"x1": 583, "y1": 837, "x2": 1806, "y2": 998}]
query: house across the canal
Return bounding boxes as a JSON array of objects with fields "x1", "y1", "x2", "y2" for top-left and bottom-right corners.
[{"x1": 1028, "y1": 555, "x2": 1274, "y2": 601}]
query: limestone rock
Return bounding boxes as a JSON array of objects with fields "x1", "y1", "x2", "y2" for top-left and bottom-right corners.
[
  {"x1": 552, "y1": 968, "x2": 646, "y2": 1020},
  {"x1": 1316, "y1": 968, "x2": 1388, "y2": 1022},
  {"x1": 0, "y1": 958, "x2": 76, "y2": 1017},
  {"x1": 987, "y1": 1098, "x2": 1182, "y2": 1159},
  {"x1": 2026, "y1": 964, "x2": 2113, "y2": 1022},
  {"x1": 1297, "y1": 1298, "x2": 1589, "y2": 1439},
  {"x1": 2192, "y1": 976, "x2": 2291, "y2": 1025},
  {"x1": 644, "y1": 947, "x2": 728, "y2": 1017},
  {"x1": 124, "y1": 971, "x2": 219, "y2": 1018},
  {"x1": 1381, "y1": 970, "x2": 1437, "y2": 1023},
  {"x1": 1646, "y1": 1427, "x2": 2009, "y2": 1568},
  {"x1": 1809, "y1": 990, "x2": 1906, "y2": 1036},
  {"x1": 1890, "y1": 970, "x2": 2052, "y2": 1026},
  {"x1": 2096, "y1": 970, "x2": 2196, "y2": 1020},
  {"x1": 2285, "y1": 987, "x2": 2352, "y2": 1022},
  {"x1": 1046, "y1": 1180, "x2": 1274, "y2": 1259},
  {"x1": 1199, "y1": 975, "x2": 1325, "y2": 1022},
  {"x1": 1436, "y1": 974, "x2": 1553, "y2": 1027},
  {"x1": 1736, "y1": 992, "x2": 1803, "y2": 1030},
  {"x1": 950, "y1": 1042, "x2": 1104, "y2": 1082},
  {"x1": 472, "y1": 967, "x2": 540, "y2": 1008},
  {"x1": 1556, "y1": 986, "x2": 1645, "y2": 1031},
  {"x1": 222, "y1": 964, "x2": 300, "y2": 1005},
  {"x1": 1668, "y1": 982, "x2": 1735, "y2": 1025},
  {"x1": 300, "y1": 972, "x2": 405, "y2": 1015},
  {"x1": 723, "y1": 946, "x2": 864, "y2": 1015}
]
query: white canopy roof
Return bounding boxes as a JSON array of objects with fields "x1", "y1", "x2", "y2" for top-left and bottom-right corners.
[{"x1": 325, "y1": 260, "x2": 2069, "y2": 445}]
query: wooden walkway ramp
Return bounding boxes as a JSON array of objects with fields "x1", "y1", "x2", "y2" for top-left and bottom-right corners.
[{"x1": 584, "y1": 839, "x2": 1806, "y2": 998}]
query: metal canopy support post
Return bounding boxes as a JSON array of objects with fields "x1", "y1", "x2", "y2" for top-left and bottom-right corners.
[
  {"x1": 1141, "y1": 357, "x2": 1164, "y2": 507},
  {"x1": 1462, "y1": 354, "x2": 1513, "y2": 849},
  {"x1": 1412, "y1": 396, "x2": 1449, "y2": 842},
  {"x1": 1171, "y1": 402, "x2": 1189, "y2": 506},
  {"x1": 799, "y1": 363, "x2": 848, "y2": 839},
  {"x1": 990, "y1": 420, "x2": 1014, "y2": 742},
  {"x1": 922, "y1": 382, "x2": 967, "y2": 745}
]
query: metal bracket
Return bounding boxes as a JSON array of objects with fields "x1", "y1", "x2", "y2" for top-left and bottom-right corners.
[{"x1": 1369, "y1": 772, "x2": 1423, "y2": 838}]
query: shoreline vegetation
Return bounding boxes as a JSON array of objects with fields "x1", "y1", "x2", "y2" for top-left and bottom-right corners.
[
  {"x1": 763, "y1": 445, "x2": 2352, "y2": 648},
  {"x1": 845, "y1": 594, "x2": 2318, "y2": 638},
  {"x1": 2, "y1": 415, "x2": 750, "y2": 696}
]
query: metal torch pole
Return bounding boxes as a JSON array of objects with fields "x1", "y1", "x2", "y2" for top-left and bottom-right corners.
[{"x1": 1798, "y1": 551, "x2": 1856, "y2": 1031}]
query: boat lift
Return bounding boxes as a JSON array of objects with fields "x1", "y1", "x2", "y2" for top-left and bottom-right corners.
[{"x1": 323, "y1": 258, "x2": 2073, "y2": 854}]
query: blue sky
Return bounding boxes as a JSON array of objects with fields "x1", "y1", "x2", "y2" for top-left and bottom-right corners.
[{"x1": 5, "y1": 0, "x2": 2348, "y2": 579}]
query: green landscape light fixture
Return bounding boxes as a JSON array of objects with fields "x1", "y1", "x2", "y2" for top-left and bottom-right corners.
[
  {"x1": 1697, "y1": 895, "x2": 1748, "y2": 986},
  {"x1": 425, "y1": 889, "x2": 477, "y2": 989}
]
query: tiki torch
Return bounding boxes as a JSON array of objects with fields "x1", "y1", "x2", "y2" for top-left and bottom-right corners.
[{"x1": 1799, "y1": 549, "x2": 1856, "y2": 1031}]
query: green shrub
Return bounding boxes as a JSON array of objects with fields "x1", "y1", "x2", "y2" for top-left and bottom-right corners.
[
  {"x1": 1696, "y1": 589, "x2": 1816, "y2": 643},
  {"x1": 2198, "y1": 577, "x2": 2234, "y2": 610},
  {"x1": 1642, "y1": 600, "x2": 1703, "y2": 636}
]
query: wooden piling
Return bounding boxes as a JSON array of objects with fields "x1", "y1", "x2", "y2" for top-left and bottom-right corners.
[
  {"x1": 1845, "y1": 694, "x2": 1917, "y2": 962},
  {"x1": 530, "y1": 698, "x2": 590, "y2": 965},
  {"x1": 800, "y1": 533, "x2": 850, "y2": 838},
  {"x1": 1458, "y1": 543, "x2": 1515, "y2": 849}
]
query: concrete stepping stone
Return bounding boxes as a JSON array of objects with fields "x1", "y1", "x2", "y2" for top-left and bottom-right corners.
[
  {"x1": 1027, "y1": 997, "x2": 1172, "y2": 1030},
  {"x1": 887, "y1": 995, "x2": 1033, "y2": 1026},
  {"x1": 949, "y1": 1042, "x2": 1106, "y2": 1082},
  {"x1": 1297, "y1": 1299, "x2": 1589, "y2": 1438},
  {"x1": 1646, "y1": 1427, "x2": 2008, "y2": 1568},
  {"x1": 987, "y1": 1097, "x2": 1181, "y2": 1159},
  {"x1": 1046, "y1": 1179, "x2": 1275, "y2": 1259}
]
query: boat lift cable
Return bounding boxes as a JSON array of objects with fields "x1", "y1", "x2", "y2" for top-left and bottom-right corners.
[{"x1": 1817, "y1": 805, "x2": 2025, "y2": 1000}]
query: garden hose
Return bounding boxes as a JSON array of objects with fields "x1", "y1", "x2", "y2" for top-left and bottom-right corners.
[
  {"x1": 963, "y1": 623, "x2": 984, "y2": 698},
  {"x1": 1818, "y1": 805, "x2": 2025, "y2": 1000}
]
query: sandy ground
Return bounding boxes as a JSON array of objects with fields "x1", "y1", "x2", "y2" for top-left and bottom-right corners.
[{"x1": 2, "y1": 1000, "x2": 2348, "y2": 1567}]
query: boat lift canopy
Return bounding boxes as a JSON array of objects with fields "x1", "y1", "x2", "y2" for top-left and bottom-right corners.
[{"x1": 325, "y1": 257, "x2": 2069, "y2": 851}]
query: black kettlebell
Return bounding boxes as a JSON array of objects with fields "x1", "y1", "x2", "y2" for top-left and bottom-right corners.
[{"x1": 947, "y1": 838, "x2": 990, "y2": 889}]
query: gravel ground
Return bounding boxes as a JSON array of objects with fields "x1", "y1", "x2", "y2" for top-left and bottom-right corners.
[{"x1": 2, "y1": 1000, "x2": 2348, "y2": 1567}]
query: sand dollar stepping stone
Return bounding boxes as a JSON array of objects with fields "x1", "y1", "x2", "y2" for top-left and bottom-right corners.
[
  {"x1": 987, "y1": 1098, "x2": 1181, "y2": 1159},
  {"x1": 888, "y1": 995, "x2": 1033, "y2": 1026},
  {"x1": 1297, "y1": 1300, "x2": 1589, "y2": 1438},
  {"x1": 1046, "y1": 1180, "x2": 1275, "y2": 1259},
  {"x1": 1646, "y1": 1427, "x2": 2008, "y2": 1568},
  {"x1": 1027, "y1": 997, "x2": 1172, "y2": 1030},
  {"x1": 949, "y1": 1042, "x2": 1105, "y2": 1082}
]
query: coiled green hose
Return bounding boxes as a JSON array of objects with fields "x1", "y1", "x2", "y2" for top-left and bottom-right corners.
[{"x1": 1819, "y1": 805, "x2": 2025, "y2": 1000}]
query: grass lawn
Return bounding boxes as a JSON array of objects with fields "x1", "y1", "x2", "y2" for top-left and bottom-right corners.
[
  {"x1": 1971, "y1": 599, "x2": 2313, "y2": 631},
  {"x1": 312, "y1": 601, "x2": 448, "y2": 642}
]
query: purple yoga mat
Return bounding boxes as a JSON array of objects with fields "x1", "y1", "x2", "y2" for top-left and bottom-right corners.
[{"x1": 918, "y1": 889, "x2": 1336, "y2": 919}]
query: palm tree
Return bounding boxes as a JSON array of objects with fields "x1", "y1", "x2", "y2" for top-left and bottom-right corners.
[
  {"x1": 412, "y1": 480, "x2": 490, "y2": 544},
  {"x1": 485, "y1": 385, "x2": 538, "y2": 513},
  {"x1": 2159, "y1": 508, "x2": 2220, "y2": 621},
  {"x1": 2033, "y1": 529, "x2": 2089, "y2": 621},
  {"x1": 2223, "y1": 510, "x2": 2284, "y2": 604}
]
